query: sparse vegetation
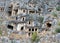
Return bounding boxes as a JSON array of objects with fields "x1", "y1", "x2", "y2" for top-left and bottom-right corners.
[
  {"x1": 57, "y1": 21, "x2": 60, "y2": 26},
  {"x1": 0, "y1": 28, "x2": 2, "y2": 35},
  {"x1": 56, "y1": 6, "x2": 60, "y2": 11},
  {"x1": 55, "y1": 27, "x2": 60, "y2": 33},
  {"x1": 52, "y1": 12, "x2": 57, "y2": 17}
]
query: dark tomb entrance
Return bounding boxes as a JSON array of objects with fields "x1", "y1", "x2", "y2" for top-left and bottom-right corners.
[
  {"x1": 29, "y1": 29, "x2": 31, "y2": 31},
  {"x1": 7, "y1": 25, "x2": 13, "y2": 30},
  {"x1": 28, "y1": 33, "x2": 30, "y2": 36},
  {"x1": 21, "y1": 26, "x2": 24, "y2": 30},
  {"x1": 46, "y1": 22, "x2": 52, "y2": 27}
]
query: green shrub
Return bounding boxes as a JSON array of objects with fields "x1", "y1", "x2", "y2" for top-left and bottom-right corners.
[
  {"x1": 31, "y1": 32, "x2": 40, "y2": 43},
  {"x1": 55, "y1": 27, "x2": 60, "y2": 33},
  {"x1": 58, "y1": 21, "x2": 60, "y2": 26},
  {"x1": 37, "y1": 16, "x2": 44, "y2": 23},
  {"x1": 56, "y1": 6, "x2": 60, "y2": 11},
  {"x1": 31, "y1": 32, "x2": 37, "y2": 42},
  {"x1": 52, "y1": 12, "x2": 57, "y2": 17}
]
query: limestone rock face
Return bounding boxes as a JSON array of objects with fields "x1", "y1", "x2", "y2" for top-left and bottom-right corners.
[{"x1": 0, "y1": 0, "x2": 60, "y2": 43}]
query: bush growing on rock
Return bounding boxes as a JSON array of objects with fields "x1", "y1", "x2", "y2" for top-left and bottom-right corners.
[
  {"x1": 37, "y1": 16, "x2": 44, "y2": 23},
  {"x1": 31, "y1": 32, "x2": 40, "y2": 43},
  {"x1": 52, "y1": 12, "x2": 57, "y2": 17},
  {"x1": 57, "y1": 21, "x2": 60, "y2": 26},
  {"x1": 56, "y1": 6, "x2": 60, "y2": 11},
  {"x1": 55, "y1": 27, "x2": 60, "y2": 33}
]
